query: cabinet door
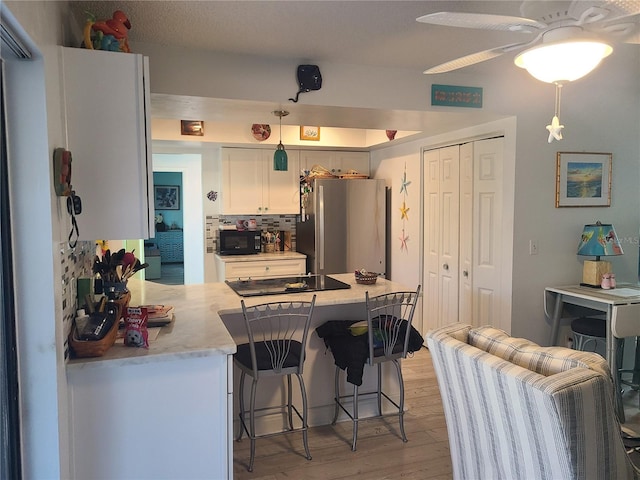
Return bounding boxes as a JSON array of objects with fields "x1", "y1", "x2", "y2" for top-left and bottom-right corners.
[
  {"x1": 300, "y1": 151, "x2": 332, "y2": 175},
  {"x1": 334, "y1": 151, "x2": 370, "y2": 176},
  {"x1": 221, "y1": 148, "x2": 263, "y2": 214},
  {"x1": 222, "y1": 148, "x2": 300, "y2": 215},
  {"x1": 263, "y1": 150, "x2": 300, "y2": 214},
  {"x1": 299, "y1": 151, "x2": 369, "y2": 177},
  {"x1": 60, "y1": 47, "x2": 153, "y2": 240}
]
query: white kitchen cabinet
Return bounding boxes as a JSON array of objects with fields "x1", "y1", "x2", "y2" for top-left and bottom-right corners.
[
  {"x1": 221, "y1": 147, "x2": 300, "y2": 214},
  {"x1": 300, "y1": 150, "x2": 370, "y2": 176},
  {"x1": 67, "y1": 353, "x2": 232, "y2": 480},
  {"x1": 60, "y1": 47, "x2": 154, "y2": 241},
  {"x1": 215, "y1": 255, "x2": 306, "y2": 281}
]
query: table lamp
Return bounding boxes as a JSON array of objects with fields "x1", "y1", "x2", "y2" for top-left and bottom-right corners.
[{"x1": 577, "y1": 221, "x2": 623, "y2": 287}]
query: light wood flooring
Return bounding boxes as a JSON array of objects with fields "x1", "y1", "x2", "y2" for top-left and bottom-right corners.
[{"x1": 232, "y1": 347, "x2": 453, "y2": 480}]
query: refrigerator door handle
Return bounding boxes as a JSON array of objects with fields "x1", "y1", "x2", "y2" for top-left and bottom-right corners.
[{"x1": 318, "y1": 185, "x2": 325, "y2": 270}]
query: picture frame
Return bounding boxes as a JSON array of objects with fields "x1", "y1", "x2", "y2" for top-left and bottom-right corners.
[
  {"x1": 180, "y1": 120, "x2": 204, "y2": 136},
  {"x1": 555, "y1": 152, "x2": 612, "y2": 207},
  {"x1": 300, "y1": 126, "x2": 320, "y2": 141},
  {"x1": 154, "y1": 185, "x2": 181, "y2": 210}
]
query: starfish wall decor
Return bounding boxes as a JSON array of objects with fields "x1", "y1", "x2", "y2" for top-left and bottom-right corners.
[{"x1": 398, "y1": 162, "x2": 410, "y2": 252}]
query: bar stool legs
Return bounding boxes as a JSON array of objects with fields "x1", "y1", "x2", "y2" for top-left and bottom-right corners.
[
  {"x1": 393, "y1": 359, "x2": 408, "y2": 443},
  {"x1": 236, "y1": 371, "x2": 311, "y2": 472},
  {"x1": 331, "y1": 359, "x2": 407, "y2": 452}
]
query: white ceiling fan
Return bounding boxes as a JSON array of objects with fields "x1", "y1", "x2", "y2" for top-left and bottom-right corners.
[
  {"x1": 417, "y1": 1, "x2": 640, "y2": 142},
  {"x1": 417, "y1": 0, "x2": 640, "y2": 76}
]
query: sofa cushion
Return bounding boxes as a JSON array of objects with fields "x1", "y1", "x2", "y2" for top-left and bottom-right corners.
[{"x1": 467, "y1": 325, "x2": 611, "y2": 380}]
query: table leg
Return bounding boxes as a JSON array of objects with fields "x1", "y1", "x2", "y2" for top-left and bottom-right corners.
[
  {"x1": 548, "y1": 293, "x2": 564, "y2": 347},
  {"x1": 607, "y1": 307, "x2": 626, "y2": 423}
]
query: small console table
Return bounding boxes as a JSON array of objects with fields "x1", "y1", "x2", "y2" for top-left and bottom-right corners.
[{"x1": 545, "y1": 284, "x2": 640, "y2": 421}]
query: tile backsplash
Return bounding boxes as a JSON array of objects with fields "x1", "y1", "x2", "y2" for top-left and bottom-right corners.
[
  {"x1": 205, "y1": 214, "x2": 297, "y2": 254},
  {"x1": 60, "y1": 240, "x2": 94, "y2": 359}
]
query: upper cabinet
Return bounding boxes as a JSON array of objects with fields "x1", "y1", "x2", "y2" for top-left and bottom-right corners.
[
  {"x1": 60, "y1": 47, "x2": 154, "y2": 241},
  {"x1": 300, "y1": 151, "x2": 370, "y2": 176},
  {"x1": 221, "y1": 148, "x2": 300, "y2": 215}
]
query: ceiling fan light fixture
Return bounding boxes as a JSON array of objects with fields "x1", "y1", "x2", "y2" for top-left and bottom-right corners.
[{"x1": 514, "y1": 39, "x2": 612, "y2": 83}]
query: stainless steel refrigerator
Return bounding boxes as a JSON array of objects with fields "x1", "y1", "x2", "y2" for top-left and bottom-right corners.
[{"x1": 296, "y1": 178, "x2": 386, "y2": 276}]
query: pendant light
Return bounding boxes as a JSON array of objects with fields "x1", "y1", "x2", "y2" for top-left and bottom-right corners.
[{"x1": 272, "y1": 110, "x2": 289, "y2": 171}]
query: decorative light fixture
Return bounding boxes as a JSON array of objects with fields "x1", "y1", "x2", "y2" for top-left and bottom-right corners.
[
  {"x1": 577, "y1": 221, "x2": 623, "y2": 287},
  {"x1": 514, "y1": 28, "x2": 613, "y2": 143},
  {"x1": 514, "y1": 39, "x2": 612, "y2": 84},
  {"x1": 272, "y1": 110, "x2": 289, "y2": 171}
]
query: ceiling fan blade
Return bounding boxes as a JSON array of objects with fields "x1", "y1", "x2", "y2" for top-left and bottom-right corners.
[
  {"x1": 416, "y1": 11, "x2": 547, "y2": 33},
  {"x1": 423, "y1": 42, "x2": 529, "y2": 74}
]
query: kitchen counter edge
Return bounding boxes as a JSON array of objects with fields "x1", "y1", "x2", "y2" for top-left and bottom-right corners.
[{"x1": 66, "y1": 274, "x2": 410, "y2": 370}]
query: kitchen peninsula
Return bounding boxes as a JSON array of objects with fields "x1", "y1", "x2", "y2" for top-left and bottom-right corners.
[{"x1": 66, "y1": 274, "x2": 415, "y2": 480}]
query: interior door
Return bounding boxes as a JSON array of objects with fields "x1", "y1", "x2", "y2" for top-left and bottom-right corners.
[
  {"x1": 422, "y1": 145, "x2": 459, "y2": 330},
  {"x1": 472, "y1": 137, "x2": 503, "y2": 326},
  {"x1": 437, "y1": 145, "x2": 460, "y2": 327},
  {"x1": 459, "y1": 142, "x2": 473, "y2": 324},
  {"x1": 423, "y1": 149, "x2": 440, "y2": 331}
]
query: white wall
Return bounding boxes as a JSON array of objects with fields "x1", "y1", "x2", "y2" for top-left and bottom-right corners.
[{"x1": 3, "y1": 2, "x2": 75, "y2": 478}]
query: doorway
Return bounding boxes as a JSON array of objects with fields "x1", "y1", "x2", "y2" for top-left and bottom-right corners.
[
  {"x1": 149, "y1": 171, "x2": 185, "y2": 285},
  {"x1": 152, "y1": 152, "x2": 205, "y2": 285}
]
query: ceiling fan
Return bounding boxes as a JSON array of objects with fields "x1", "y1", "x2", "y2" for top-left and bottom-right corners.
[
  {"x1": 417, "y1": 0, "x2": 640, "y2": 76},
  {"x1": 417, "y1": 1, "x2": 640, "y2": 142}
]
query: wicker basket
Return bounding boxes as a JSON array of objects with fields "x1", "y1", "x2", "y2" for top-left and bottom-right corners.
[
  {"x1": 69, "y1": 291, "x2": 130, "y2": 358},
  {"x1": 355, "y1": 271, "x2": 379, "y2": 285}
]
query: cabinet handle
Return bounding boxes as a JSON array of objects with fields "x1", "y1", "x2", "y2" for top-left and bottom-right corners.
[
  {"x1": 442, "y1": 263, "x2": 449, "y2": 271},
  {"x1": 463, "y1": 270, "x2": 469, "y2": 277}
]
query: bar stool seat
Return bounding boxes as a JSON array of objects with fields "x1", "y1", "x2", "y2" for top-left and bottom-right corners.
[{"x1": 571, "y1": 317, "x2": 606, "y2": 354}]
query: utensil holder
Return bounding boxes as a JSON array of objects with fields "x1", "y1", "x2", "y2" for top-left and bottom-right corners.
[{"x1": 69, "y1": 291, "x2": 130, "y2": 358}]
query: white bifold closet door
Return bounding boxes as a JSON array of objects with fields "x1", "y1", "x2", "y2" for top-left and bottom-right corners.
[{"x1": 423, "y1": 137, "x2": 503, "y2": 330}]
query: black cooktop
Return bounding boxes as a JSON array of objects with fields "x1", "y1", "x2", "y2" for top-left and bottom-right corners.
[{"x1": 225, "y1": 274, "x2": 351, "y2": 297}]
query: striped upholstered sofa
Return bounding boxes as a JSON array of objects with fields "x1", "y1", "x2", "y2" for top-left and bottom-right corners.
[{"x1": 426, "y1": 324, "x2": 640, "y2": 480}]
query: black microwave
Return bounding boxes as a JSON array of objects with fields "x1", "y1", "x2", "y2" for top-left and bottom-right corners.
[{"x1": 219, "y1": 230, "x2": 261, "y2": 255}]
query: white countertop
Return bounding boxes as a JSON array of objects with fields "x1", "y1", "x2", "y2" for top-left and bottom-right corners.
[
  {"x1": 215, "y1": 251, "x2": 306, "y2": 262},
  {"x1": 67, "y1": 274, "x2": 411, "y2": 370}
]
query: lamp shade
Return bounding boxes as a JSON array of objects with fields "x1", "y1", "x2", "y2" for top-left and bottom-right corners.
[
  {"x1": 274, "y1": 142, "x2": 288, "y2": 171},
  {"x1": 577, "y1": 222, "x2": 623, "y2": 259},
  {"x1": 514, "y1": 39, "x2": 612, "y2": 84}
]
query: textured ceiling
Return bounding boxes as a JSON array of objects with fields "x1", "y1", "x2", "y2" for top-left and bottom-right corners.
[
  {"x1": 69, "y1": 1, "x2": 529, "y2": 71},
  {"x1": 66, "y1": 1, "x2": 639, "y2": 133}
]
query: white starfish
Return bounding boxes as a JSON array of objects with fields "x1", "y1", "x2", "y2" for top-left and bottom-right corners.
[{"x1": 546, "y1": 115, "x2": 564, "y2": 143}]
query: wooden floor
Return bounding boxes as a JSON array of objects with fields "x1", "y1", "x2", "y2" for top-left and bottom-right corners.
[{"x1": 232, "y1": 347, "x2": 453, "y2": 479}]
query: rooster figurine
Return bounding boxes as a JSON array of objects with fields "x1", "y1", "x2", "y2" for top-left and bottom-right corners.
[{"x1": 83, "y1": 10, "x2": 132, "y2": 53}]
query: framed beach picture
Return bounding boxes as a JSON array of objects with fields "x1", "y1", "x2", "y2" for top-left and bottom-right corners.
[
  {"x1": 555, "y1": 152, "x2": 612, "y2": 207},
  {"x1": 300, "y1": 126, "x2": 320, "y2": 141},
  {"x1": 154, "y1": 185, "x2": 180, "y2": 210}
]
